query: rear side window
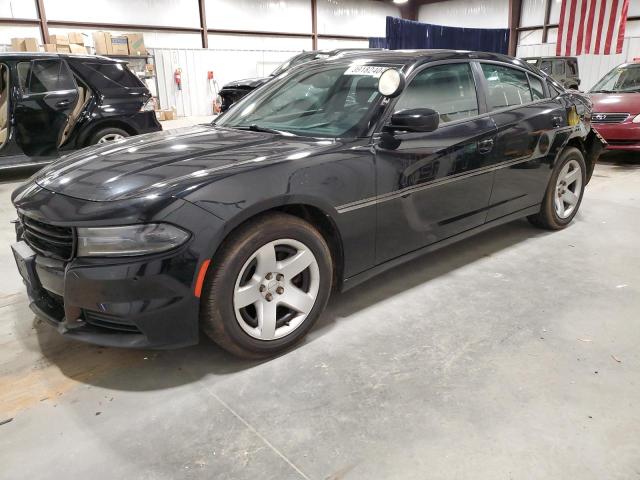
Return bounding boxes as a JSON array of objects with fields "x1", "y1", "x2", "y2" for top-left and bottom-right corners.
[
  {"x1": 567, "y1": 60, "x2": 578, "y2": 76},
  {"x1": 395, "y1": 63, "x2": 479, "y2": 123},
  {"x1": 84, "y1": 63, "x2": 143, "y2": 88},
  {"x1": 540, "y1": 60, "x2": 552, "y2": 74},
  {"x1": 528, "y1": 75, "x2": 546, "y2": 100},
  {"x1": 552, "y1": 60, "x2": 566, "y2": 75},
  {"x1": 18, "y1": 60, "x2": 76, "y2": 93},
  {"x1": 481, "y1": 63, "x2": 533, "y2": 110}
]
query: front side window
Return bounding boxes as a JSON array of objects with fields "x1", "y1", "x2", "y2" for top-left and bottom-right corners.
[
  {"x1": 394, "y1": 63, "x2": 479, "y2": 123},
  {"x1": 481, "y1": 63, "x2": 533, "y2": 110},
  {"x1": 217, "y1": 64, "x2": 387, "y2": 138},
  {"x1": 18, "y1": 60, "x2": 75, "y2": 94}
]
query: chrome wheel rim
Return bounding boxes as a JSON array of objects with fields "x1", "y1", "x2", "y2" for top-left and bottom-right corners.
[
  {"x1": 233, "y1": 239, "x2": 320, "y2": 341},
  {"x1": 97, "y1": 133, "x2": 125, "y2": 143},
  {"x1": 554, "y1": 159, "x2": 583, "y2": 219}
]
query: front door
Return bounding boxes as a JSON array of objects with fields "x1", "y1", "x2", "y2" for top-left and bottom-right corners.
[
  {"x1": 374, "y1": 61, "x2": 497, "y2": 264},
  {"x1": 13, "y1": 59, "x2": 78, "y2": 157}
]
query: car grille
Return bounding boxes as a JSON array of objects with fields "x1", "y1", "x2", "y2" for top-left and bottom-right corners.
[
  {"x1": 591, "y1": 113, "x2": 629, "y2": 124},
  {"x1": 20, "y1": 215, "x2": 74, "y2": 260}
]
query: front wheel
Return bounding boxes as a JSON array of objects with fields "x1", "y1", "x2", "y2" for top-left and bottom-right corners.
[
  {"x1": 528, "y1": 146, "x2": 586, "y2": 230},
  {"x1": 200, "y1": 213, "x2": 333, "y2": 358}
]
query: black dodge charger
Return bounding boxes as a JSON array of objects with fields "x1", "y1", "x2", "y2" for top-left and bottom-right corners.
[{"x1": 11, "y1": 50, "x2": 603, "y2": 358}]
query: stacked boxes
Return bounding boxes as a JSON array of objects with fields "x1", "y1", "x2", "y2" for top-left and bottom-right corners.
[{"x1": 10, "y1": 38, "x2": 39, "y2": 52}]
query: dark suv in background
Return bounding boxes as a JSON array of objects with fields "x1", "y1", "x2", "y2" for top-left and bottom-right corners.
[
  {"x1": 0, "y1": 53, "x2": 161, "y2": 170},
  {"x1": 523, "y1": 56, "x2": 581, "y2": 90}
]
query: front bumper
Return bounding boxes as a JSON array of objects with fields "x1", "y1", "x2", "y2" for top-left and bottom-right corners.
[
  {"x1": 593, "y1": 122, "x2": 640, "y2": 151},
  {"x1": 11, "y1": 185, "x2": 224, "y2": 349}
]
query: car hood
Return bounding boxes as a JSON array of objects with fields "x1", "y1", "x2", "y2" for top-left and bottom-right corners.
[
  {"x1": 221, "y1": 77, "x2": 270, "y2": 89},
  {"x1": 34, "y1": 125, "x2": 334, "y2": 202},
  {"x1": 589, "y1": 92, "x2": 640, "y2": 114}
]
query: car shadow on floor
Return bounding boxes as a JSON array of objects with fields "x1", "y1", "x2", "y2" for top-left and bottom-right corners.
[
  {"x1": 30, "y1": 218, "x2": 548, "y2": 392},
  {"x1": 597, "y1": 151, "x2": 640, "y2": 171}
]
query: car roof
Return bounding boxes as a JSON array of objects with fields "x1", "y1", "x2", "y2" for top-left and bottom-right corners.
[
  {"x1": 0, "y1": 52, "x2": 123, "y2": 63},
  {"x1": 324, "y1": 49, "x2": 535, "y2": 71},
  {"x1": 523, "y1": 56, "x2": 577, "y2": 60}
]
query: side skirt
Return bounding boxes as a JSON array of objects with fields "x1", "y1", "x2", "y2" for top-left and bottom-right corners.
[{"x1": 340, "y1": 204, "x2": 541, "y2": 292}]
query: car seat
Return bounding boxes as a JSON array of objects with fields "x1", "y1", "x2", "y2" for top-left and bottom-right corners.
[
  {"x1": 59, "y1": 84, "x2": 89, "y2": 146},
  {"x1": 0, "y1": 66, "x2": 8, "y2": 146}
]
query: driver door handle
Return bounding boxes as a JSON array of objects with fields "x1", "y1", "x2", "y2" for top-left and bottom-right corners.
[{"x1": 477, "y1": 138, "x2": 494, "y2": 154}]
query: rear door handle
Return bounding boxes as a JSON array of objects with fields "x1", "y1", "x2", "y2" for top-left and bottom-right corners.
[
  {"x1": 55, "y1": 99, "x2": 72, "y2": 108},
  {"x1": 477, "y1": 138, "x2": 494, "y2": 154}
]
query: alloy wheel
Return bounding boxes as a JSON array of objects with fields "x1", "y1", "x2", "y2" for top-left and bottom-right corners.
[
  {"x1": 233, "y1": 239, "x2": 320, "y2": 341},
  {"x1": 97, "y1": 133, "x2": 125, "y2": 143},
  {"x1": 554, "y1": 159, "x2": 583, "y2": 219}
]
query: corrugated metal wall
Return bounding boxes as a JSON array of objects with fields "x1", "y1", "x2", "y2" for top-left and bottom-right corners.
[{"x1": 517, "y1": 37, "x2": 640, "y2": 90}]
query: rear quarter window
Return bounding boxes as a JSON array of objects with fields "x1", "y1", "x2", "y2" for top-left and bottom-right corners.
[{"x1": 84, "y1": 62, "x2": 144, "y2": 88}]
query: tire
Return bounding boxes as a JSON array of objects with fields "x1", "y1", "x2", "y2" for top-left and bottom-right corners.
[
  {"x1": 200, "y1": 213, "x2": 333, "y2": 358},
  {"x1": 528, "y1": 146, "x2": 586, "y2": 230},
  {"x1": 88, "y1": 127, "x2": 129, "y2": 146}
]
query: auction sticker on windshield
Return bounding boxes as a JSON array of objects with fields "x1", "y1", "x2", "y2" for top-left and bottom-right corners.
[{"x1": 344, "y1": 65, "x2": 388, "y2": 77}]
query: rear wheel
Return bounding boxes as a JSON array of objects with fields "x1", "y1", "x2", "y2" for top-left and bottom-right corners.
[
  {"x1": 200, "y1": 213, "x2": 333, "y2": 358},
  {"x1": 528, "y1": 147, "x2": 586, "y2": 230},
  {"x1": 89, "y1": 127, "x2": 129, "y2": 145}
]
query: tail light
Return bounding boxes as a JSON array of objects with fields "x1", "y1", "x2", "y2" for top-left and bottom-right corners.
[{"x1": 140, "y1": 98, "x2": 155, "y2": 112}]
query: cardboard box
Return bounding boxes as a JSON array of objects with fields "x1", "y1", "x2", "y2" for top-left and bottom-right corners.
[
  {"x1": 43, "y1": 44, "x2": 57, "y2": 52},
  {"x1": 69, "y1": 44, "x2": 87, "y2": 54},
  {"x1": 23, "y1": 37, "x2": 39, "y2": 52},
  {"x1": 50, "y1": 34, "x2": 69, "y2": 46},
  {"x1": 10, "y1": 37, "x2": 39, "y2": 52},
  {"x1": 56, "y1": 45, "x2": 72, "y2": 53},
  {"x1": 93, "y1": 31, "x2": 111, "y2": 55},
  {"x1": 126, "y1": 33, "x2": 147, "y2": 56},
  {"x1": 110, "y1": 36, "x2": 129, "y2": 55},
  {"x1": 144, "y1": 63, "x2": 155, "y2": 76},
  {"x1": 68, "y1": 32, "x2": 84, "y2": 45}
]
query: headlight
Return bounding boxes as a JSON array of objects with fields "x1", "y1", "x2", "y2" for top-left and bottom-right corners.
[
  {"x1": 633, "y1": 114, "x2": 640, "y2": 123},
  {"x1": 76, "y1": 223, "x2": 190, "y2": 257}
]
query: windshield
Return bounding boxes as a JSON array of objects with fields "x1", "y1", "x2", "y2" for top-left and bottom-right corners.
[
  {"x1": 591, "y1": 64, "x2": 640, "y2": 93},
  {"x1": 216, "y1": 63, "x2": 386, "y2": 138},
  {"x1": 270, "y1": 52, "x2": 319, "y2": 77}
]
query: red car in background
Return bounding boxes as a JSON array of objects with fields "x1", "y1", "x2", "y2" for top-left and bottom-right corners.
[{"x1": 589, "y1": 62, "x2": 640, "y2": 151}]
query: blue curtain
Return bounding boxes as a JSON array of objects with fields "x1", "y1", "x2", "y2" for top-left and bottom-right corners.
[
  {"x1": 384, "y1": 16, "x2": 509, "y2": 55},
  {"x1": 369, "y1": 37, "x2": 388, "y2": 49}
]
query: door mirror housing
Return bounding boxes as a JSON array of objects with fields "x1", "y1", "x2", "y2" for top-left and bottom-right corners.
[{"x1": 386, "y1": 108, "x2": 440, "y2": 133}]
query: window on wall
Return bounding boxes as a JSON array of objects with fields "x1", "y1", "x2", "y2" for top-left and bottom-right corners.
[
  {"x1": 395, "y1": 63, "x2": 479, "y2": 123},
  {"x1": 481, "y1": 63, "x2": 533, "y2": 110}
]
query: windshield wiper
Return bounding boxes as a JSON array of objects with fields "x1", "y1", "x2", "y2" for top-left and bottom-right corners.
[{"x1": 233, "y1": 124, "x2": 292, "y2": 135}]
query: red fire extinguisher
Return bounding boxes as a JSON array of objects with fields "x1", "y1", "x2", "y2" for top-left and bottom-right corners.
[{"x1": 174, "y1": 68, "x2": 182, "y2": 91}]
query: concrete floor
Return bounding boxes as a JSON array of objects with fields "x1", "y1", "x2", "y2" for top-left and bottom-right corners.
[{"x1": 0, "y1": 151, "x2": 639, "y2": 480}]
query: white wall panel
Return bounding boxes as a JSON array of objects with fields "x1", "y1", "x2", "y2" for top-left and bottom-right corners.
[
  {"x1": 317, "y1": 38, "x2": 369, "y2": 50},
  {"x1": 317, "y1": 0, "x2": 398, "y2": 37},
  {"x1": 517, "y1": 36, "x2": 640, "y2": 90},
  {"x1": 0, "y1": 26, "x2": 42, "y2": 47},
  {"x1": 206, "y1": 0, "x2": 311, "y2": 34},
  {"x1": 43, "y1": 0, "x2": 200, "y2": 28},
  {"x1": 519, "y1": 29, "x2": 544, "y2": 46},
  {"x1": 419, "y1": 0, "x2": 509, "y2": 29},
  {"x1": 521, "y1": 0, "x2": 545, "y2": 27},
  {"x1": 549, "y1": 0, "x2": 562, "y2": 24},
  {"x1": 626, "y1": 20, "x2": 640, "y2": 38},
  {"x1": 0, "y1": 0, "x2": 37, "y2": 18}
]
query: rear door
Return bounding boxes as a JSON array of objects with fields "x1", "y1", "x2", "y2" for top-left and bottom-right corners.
[
  {"x1": 374, "y1": 61, "x2": 497, "y2": 263},
  {"x1": 14, "y1": 59, "x2": 78, "y2": 157},
  {"x1": 477, "y1": 62, "x2": 565, "y2": 220}
]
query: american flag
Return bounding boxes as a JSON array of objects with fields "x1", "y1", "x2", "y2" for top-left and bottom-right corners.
[{"x1": 556, "y1": 0, "x2": 631, "y2": 56}]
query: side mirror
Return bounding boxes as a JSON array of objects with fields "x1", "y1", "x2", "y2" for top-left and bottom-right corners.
[{"x1": 386, "y1": 108, "x2": 440, "y2": 133}]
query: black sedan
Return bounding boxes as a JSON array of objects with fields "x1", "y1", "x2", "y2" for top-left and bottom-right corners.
[{"x1": 11, "y1": 50, "x2": 603, "y2": 358}]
